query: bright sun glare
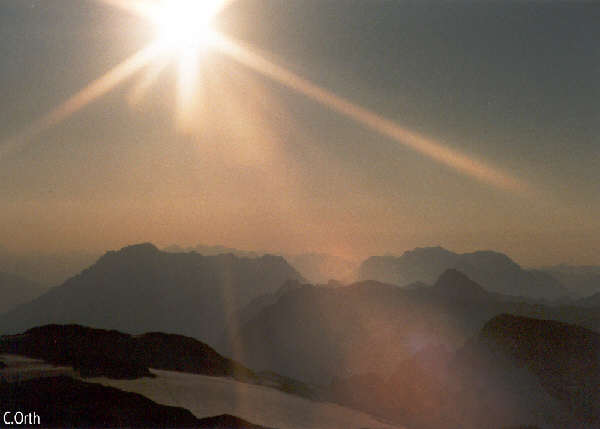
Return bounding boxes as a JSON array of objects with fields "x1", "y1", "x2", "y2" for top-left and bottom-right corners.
[
  {"x1": 1, "y1": 0, "x2": 529, "y2": 193},
  {"x1": 150, "y1": 0, "x2": 222, "y2": 52},
  {"x1": 137, "y1": 0, "x2": 231, "y2": 131}
]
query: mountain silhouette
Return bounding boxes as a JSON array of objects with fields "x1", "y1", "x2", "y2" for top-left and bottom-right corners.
[
  {"x1": 227, "y1": 269, "x2": 600, "y2": 384},
  {"x1": 580, "y1": 290, "x2": 600, "y2": 307},
  {"x1": 219, "y1": 279, "x2": 306, "y2": 353},
  {"x1": 224, "y1": 271, "x2": 496, "y2": 383},
  {"x1": 0, "y1": 324, "x2": 254, "y2": 380},
  {"x1": 359, "y1": 246, "x2": 568, "y2": 299},
  {"x1": 164, "y1": 243, "x2": 358, "y2": 284},
  {"x1": 330, "y1": 314, "x2": 599, "y2": 429},
  {"x1": 430, "y1": 268, "x2": 492, "y2": 301},
  {"x1": 164, "y1": 243, "x2": 262, "y2": 259},
  {"x1": 542, "y1": 264, "x2": 600, "y2": 298},
  {"x1": 473, "y1": 314, "x2": 600, "y2": 422},
  {"x1": 0, "y1": 376, "x2": 201, "y2": 428},
  {"x1": 0, "y1": 375, "x2": 274, "y2": 428},
  {"x1": 0, "y1": 243, "x2": 304, "y2": 346},
  {"x1": 283, "y1": 253, "x2": 358, "y2": 284}
]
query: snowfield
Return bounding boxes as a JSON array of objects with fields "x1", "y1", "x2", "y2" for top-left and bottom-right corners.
[
  {"x1": 1, "y1": 354, "x2": 401, "y2": 429},
  {"x1": 91, "y1": 369, "x2": 402, "y2": 429}
]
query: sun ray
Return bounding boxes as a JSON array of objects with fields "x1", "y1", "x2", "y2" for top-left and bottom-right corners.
[
  {"x1": 97, "y1": 0, "x2": 158, "y2": 22},
  {"x1": 128, "y1": 55, "x2": 170, "y2": 106},
  {"x1": 3, "y1": 0, "x2": 530, "y2": 196},
  {"x1": 1, "y1": 42, "x2": 162, "y2": 159},
  {"x1": 212, "y1": 34, "x2": 530, "y2": 194},
  {"x1": 175, "y1": 46, "x2": 202, "y2": 132},
  {"x1": 99, "y1": 0, "x2": 233, "y2": 132}
]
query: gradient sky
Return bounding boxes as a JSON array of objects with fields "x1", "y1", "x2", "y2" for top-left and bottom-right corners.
[{"x1": 1, "y1": 0, "x2": 598, "y2": 266}]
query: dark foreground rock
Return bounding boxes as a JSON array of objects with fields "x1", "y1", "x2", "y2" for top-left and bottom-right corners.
[
  {"x1": 329, "y1": 314, "x2": 600, "y2": 429},
  {"x1": 0, "y1": 375, "x2": 200, "y2": 428},
  {"x1": 0, "y1": 324, "x2": 317, "y2": 400},
  {"x1": 197, "y1": 414, "x2": 277, "y2": 428},
  {"x1": 473, "y1": 313, "x2": 600, "y2": 422},
  {"x1": 0, "y1": 324, "x2": 253, "y2": 380},
  {"x1": 0, "y1": 375, "x2": 275, "y2": 428}
]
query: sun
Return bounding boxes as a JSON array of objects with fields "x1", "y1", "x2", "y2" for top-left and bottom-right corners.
[
  {"x1": 149, "y1": 0, "x2": 224, "y2": 52},
  {"x1": 133, "y1": 0, "x2": 231, "y2": 131},
  {"x1": 91, "y1": 0, "x2": 234, "y2": 131}
]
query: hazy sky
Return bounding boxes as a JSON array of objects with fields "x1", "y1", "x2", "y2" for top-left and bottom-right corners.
[{"x1": 1, "y1": 0, "x2": 598, "y2": 266}]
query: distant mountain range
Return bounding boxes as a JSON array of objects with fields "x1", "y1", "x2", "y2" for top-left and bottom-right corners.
[
  {"x1": 164, "y1": 244, "x2": 262, "y2": 259},
  {"x1": 2, "y1": 243, "x2": 599, "y2": 428},
  {"x1": 220, "y1": 279, "x2": 306, "y2": 353},
  {"x1": 0, "y1": 243, "x2": 304, "y2": 347},
  {"x1": 226, "y1": 269, "x2": 600, "y2": 385},
  {"x1": 0, "y1": 271, "x2": 47, "y2": 314},
  {"x1": 359, "y1": 246, "x2": 568, "y2": 300},
  {"x1": 164, "y1": 244, "x2": 358, "y2": 284},
  {"x1": 282, "y1": 253, "x2": 357, "y2": 284},
  {"x1": 541, "y1": 264, "x2": 600, "y2": 298},
  {"x1": 330, "y1": 314, "x2": 600, "y2": 429}
]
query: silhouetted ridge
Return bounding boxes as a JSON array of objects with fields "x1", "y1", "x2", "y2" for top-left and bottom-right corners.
[
  {"x1": 479, "y1": 314, "x2": 600, "y2": 365},
  {"x1": 196, "y1": 414, "x2": 276, "y2": 429},
  {"x1": 579, "y1": 290, "x2": 600, "y2": 307},
  {"x1": 228, "y1": 267, "x2": 600, "y2": 386},
  {"x1": 432, "y1": 269, "x2": 489, "y2": 298},
  {"x1": 469, "y1": 314, "x2": 600, "y2": 423},
  {"x1": 404, "y1": 245, "x2": 456, "y2": 259},
  {"x1": 135, "y1": 332, "x2": 254, "y2": 379},
  {"x1": 541, "y1": 264, "x2": 600, "y2": 298},
  {"x1": 0, "y1": 243, "x2": 304, "y2": 345},
  {"x1": 0, "y1": 376, "x2": 203, "y2": 428},
  {"x1": 8, "y1": 324, "x2": 152, "y2": 379},
  {"x1": 0, "y1": 324, "x2": 254, "y2": 381},
  {"x1": 329, "y1": 314, "x2": 599, "y2": 428},
  {"x1": 359, "y1": 246, "x2": 568, "y2": 299},
  {"x1": 0, "y1": 375, "x2": 275, "y2": 428},
  {"x1": 98, "y1": 242, "x2": 160, "y2": 262}
]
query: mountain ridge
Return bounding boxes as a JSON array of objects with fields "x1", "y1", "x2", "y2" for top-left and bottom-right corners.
[
  {"x1": 227, "y1": 269, "x2": 600, "y2": 384},
  {"x1": 359, "y1": 246, "x2": 568, "y2": 299},
  {"x1": 0, "y1": 243, "x2": 304, "y2": 346}
]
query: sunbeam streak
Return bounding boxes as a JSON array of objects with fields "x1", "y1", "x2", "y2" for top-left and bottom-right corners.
[
  {"x1": 128, "y1": 56, "x2": 170, "y2": 106},
  {"x1": 2, "y1": 0, "x2": 530, "y2": 196},
  {"x1": 213, "y1": 35, "x2": 530, "y2": 194},
  {"x1": 0, "y1": 42, "x2": 162, "y2": 159}
]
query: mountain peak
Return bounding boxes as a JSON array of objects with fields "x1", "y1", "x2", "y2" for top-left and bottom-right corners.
[
  {"x1": 432, "y1": 269, "x2": 488, "y2": 298},
  {"x1": 435, "y1": 268, "x2": 469, "y2": 284},
  {"x1": 116, "y1": 243, "x2": 160, "y2": 255},
  {"x1": 359, "y1": 246, "x2": 567, "y2": 299},
  {"x1": 402, "y1": 246, "x2": 454, "y2": 258},
  {"x1": 96, "y1": 243, "x2": 161, "y2": 265},
  {"x1": 0, "y1": 242, "x2": 304, "y2": 344}
]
